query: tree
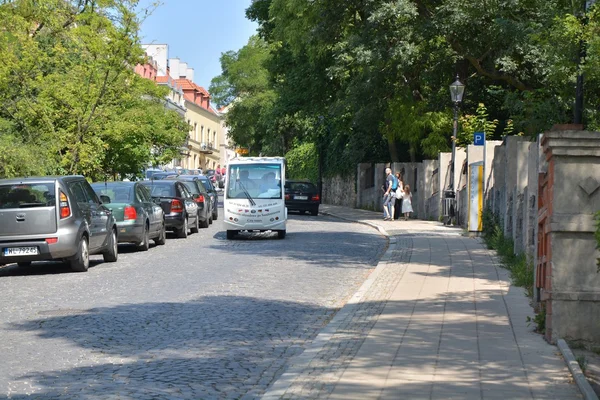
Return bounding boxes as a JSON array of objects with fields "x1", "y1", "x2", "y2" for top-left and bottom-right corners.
[{"x1": 0, "y1": 0, "x2": 188, "y2": 180}]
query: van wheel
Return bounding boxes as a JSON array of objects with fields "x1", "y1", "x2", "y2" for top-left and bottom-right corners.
[
  {"x1": 103, "y1": 228, "x2": 118, "y2": 262},
  {"x1": 277, "y1": 230, "x2": 286, "y2": 239},
  {"x1": 155, "y1": 221, "x2": 167, "y2": 245},
  {"x1": 177, "y1": 218, "x2": 189, "y2": 238},
  {"x1": 70, "y1": 236, "x2": 90, "y2": 272},
  {"x1": 226, "y1": 230, "x2": 237, "y2": 240},
  {"x1": 136, "y1": 223, "x2": 150, "y2": 251}
]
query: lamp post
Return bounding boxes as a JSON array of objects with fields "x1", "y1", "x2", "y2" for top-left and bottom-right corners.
[
  {"x1": 449, "y1": 75, "x2": 465, "y2": 192},
  {"x1": 442, "y1": 75, "x2": 465, "y2": 225}
]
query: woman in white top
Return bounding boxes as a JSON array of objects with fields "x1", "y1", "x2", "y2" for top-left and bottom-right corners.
[{"x1": 401, "y1": 184, "x2": 413, "y2": 221}]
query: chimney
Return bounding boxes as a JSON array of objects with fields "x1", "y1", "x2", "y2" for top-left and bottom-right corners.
[
  {"x1": 179, "y1": 62, "x2": 188, "y2": 79},
  {"x1": 168, "y1": 58, "x2": 180, "y2": 80},
  {"x1": 142, "y1": 44, "x2": 168, "y2": 76},
  {"x1": 186, "y1": 68, "x2": 195, "y2": 82}
]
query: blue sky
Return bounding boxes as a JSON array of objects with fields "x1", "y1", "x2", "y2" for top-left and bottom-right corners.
[{"x1": 139, "y1": 1, "x2": 258, "y2": 90}]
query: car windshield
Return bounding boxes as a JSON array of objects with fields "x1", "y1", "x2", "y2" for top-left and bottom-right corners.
[
  {"x1": 197, "y1": 177, "x2": 212, "y2": 191},
  {"x1": 286, "y1": 182, "x2": 316, "y2": 193},
  {"x1": 181, "y1": 181, "x2": 200, "y2": 195},
  {"x1": 227, "y1": 164, "x2": 282, "y2": 200},
  {"x1": 145, "y1": 170, "x2": 161, "y2": 179},
  {"x1": 143, "y1": 184, "x2": 175, "y2": 197},
  {"x1": 91, "y1": 184, "x2": 133, "y2": 203},
  {"x1": 0, "y1": 183, "x2": 55, "y2": 209}
]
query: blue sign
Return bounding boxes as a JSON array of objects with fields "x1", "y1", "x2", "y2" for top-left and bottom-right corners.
[{"x1": 474, "y1": 132, "x2": 485, "y2": 146}]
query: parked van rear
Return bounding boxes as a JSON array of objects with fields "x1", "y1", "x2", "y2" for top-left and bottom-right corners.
[{"x1": 0, "y1": 176, "x2": 118, "y2": 272}]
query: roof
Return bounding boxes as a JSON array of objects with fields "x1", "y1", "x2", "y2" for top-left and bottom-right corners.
[{"x1": 175, "y1": 79, "x2": 210, "y2": 97}]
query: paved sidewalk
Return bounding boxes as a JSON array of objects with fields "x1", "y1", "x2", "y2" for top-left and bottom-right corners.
[{"x1": 263, "y1": 205, "x2": 581, "y2": 400}]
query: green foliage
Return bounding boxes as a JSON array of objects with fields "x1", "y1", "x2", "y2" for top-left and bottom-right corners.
[
  {"x1": 285, "y1": 142, "x2": 318, "y2": 183},
  {"x1": 526, "y1": 306, "x2": 546, "y2": 334},
  {"x1": 458, "y1": 103, "x2": 499, "y2": 147},
  {"x1": 482, "y1": 208, "x2": 534, "y2": 298},
  {"x1": 0, "y1": 0, "x2": 188, "y2": 180}
]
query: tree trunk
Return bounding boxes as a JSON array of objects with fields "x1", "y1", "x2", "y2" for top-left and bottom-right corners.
[{"x1": 387, "y1": 136, "x2": 399, "y2": 162}]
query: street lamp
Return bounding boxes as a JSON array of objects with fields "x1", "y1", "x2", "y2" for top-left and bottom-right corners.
[
  {"x1": 442, "y1": 75, "x2": 465, "y2": 226},
  {"x1": 449, "y1": 75, "x2": 465, "y2": 192}
]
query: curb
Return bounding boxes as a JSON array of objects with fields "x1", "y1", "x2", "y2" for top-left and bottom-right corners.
[
  {"x1": 320, "y1": 211, "x2": 389, "y2": 237},
  {"x1": 557, "y1": 339, "x2": 599, "y2": 400},
  {"x1": 261, "y1": 212, "x2": 391, "y2": 399}
]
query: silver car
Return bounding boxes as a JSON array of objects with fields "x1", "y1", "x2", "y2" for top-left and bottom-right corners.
[{"x1": 0, "y1": 176, "x2": 119, "y2": 272}]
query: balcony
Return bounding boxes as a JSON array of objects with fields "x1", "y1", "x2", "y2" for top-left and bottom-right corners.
[{"x1": 200, "y1": 142, "x2": 214, "y2": 154}]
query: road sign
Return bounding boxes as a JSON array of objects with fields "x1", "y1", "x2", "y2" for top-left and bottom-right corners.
[{"x1": 474, "y1": 132, "x2": 485, "y2": 146}]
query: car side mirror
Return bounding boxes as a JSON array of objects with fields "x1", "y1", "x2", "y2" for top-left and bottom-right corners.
[{"x1": 99, "y1": 195, "x2": 111, "y2": 204}]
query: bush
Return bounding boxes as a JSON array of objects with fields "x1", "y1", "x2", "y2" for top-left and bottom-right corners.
[
  {"x1": 285, "y1": 142, "x2": 318, "y2": 183},
  {"x1": 482, "y1": 208, "x2": 534, "y2": 298}
]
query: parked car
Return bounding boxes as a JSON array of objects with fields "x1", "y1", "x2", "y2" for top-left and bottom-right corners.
[
  {"x1": 91, "y1": 182, "x2": 166, "y2": 250},
  {"x1": 205, "y1": 169, "x2": 224, "y2": 188},
  {"x1": 0, "y1": 176, "x2": 118, "y2": 272},
  {"x1": 144, "y1": 168, "x2": 164, "y2": 180},
  {"x1": 285, "y1": 181, "x2": 320, "y2": 216},
  {"x1": 196, "y1": 175, "x2": 219, "y2": 221},
  {"x1": 164, "y1": 176, "x2": 212, "y2": 227},
  {"x1": 146, "y1": 172, "x2": 178, "y2": 181},
  {"x1": 140, "y1": 180, "x2": 199, "y2": 238}
]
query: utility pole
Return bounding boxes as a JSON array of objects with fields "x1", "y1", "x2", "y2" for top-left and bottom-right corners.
[{"x1": 574, "y1": 0, "x2": 596, "y2": 125}]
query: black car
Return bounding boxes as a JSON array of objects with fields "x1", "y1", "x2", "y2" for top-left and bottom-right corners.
[
  {"x1": 140, "y1": 180, "x2": 199, "y2": 238},
  {"x1": 91, "y1": 182, "x2": 166, "y2": 250},
  {"x1": 165, "y1": 175, "x2": 212, "y2": 227},
  {"x1": 285, "y1": 181, "x2": 320, "y2": 216},
  {"x1": 196, "y1": 175, "x2": 219, "y2": 221}
]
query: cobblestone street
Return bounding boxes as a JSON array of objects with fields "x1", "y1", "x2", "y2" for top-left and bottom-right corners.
[{"x1": 0, "y1": 205, "x2": 387, "y2": 399}]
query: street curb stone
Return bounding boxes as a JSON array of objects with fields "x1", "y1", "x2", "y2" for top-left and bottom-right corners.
[
  {"x1": 261, "y1": 212, "x2": 392, "y2": 399},
  {"x1": 558, "y1": 339, "x2": 599, "y2": 400}
]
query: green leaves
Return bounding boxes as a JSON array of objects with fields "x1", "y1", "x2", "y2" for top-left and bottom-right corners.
[{"x1": 0, "y1": 0, "x2": 188, "y2": 180}]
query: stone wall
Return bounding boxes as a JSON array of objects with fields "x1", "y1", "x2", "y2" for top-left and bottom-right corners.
[
  {"x1": 323, "y1": 129, "x2": 600, "y2": 344},
  {"x1": 539, "y1": 130, "x2": 600, "y2": 344},
  {"x1": 322, "y1": 174, "x2": 357, "y2": 208}
]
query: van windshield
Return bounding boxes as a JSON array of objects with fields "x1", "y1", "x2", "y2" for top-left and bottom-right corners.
[
  {"x1": 227, "y1": 164, "x2": 282, "y2": 200},
  {"x1": 0, "y1": 183, "x2": 56, "y2": 209}
]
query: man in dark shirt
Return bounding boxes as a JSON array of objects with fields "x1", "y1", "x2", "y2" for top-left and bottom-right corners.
[{"x1": 382, "y1": 168, "x2": 396, "y2": 220}]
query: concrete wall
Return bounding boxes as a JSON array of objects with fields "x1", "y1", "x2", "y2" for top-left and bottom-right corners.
[{"x1": 541, "y1": 130, "x2": 600, "y2": 344}]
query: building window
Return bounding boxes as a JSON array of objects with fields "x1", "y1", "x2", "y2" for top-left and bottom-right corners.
[
  {"x1": 207, "y1": 128, "x2": 210, "y2": 144},
  {"x1": 194, "y1": 123, "x2": 198, "y2": 141},
  {"x1": 213, "y1": 131, "x2": 217, "y2": 147},
  {"x1": 201, "y1": 126, "x2": 204, "y2": 143}
]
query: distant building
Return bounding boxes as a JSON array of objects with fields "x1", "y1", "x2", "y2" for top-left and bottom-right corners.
[
  {"x1": 217, "y1": 103, "x2": 236, "y2": 172},
  {"x1": 139, "y1": 44, "x2": 225, "y2": 171}
]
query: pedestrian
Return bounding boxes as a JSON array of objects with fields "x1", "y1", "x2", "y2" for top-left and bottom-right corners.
[
  {"x1": 394, "y1": 172, "x2": 403, "y2": 220},
  {"x1": 401, "y1": 184, "x2": 413, "y2": 221},
  {"x1": 382, "y1": 168, "x2": 398, "y2": 220}
]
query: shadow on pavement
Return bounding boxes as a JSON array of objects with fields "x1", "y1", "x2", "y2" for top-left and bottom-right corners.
[{"x1": 5, "y1": 296, "x2": 332, "y2": 399}]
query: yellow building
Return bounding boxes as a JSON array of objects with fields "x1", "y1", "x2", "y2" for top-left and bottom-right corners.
[{"x1": 175, "y1": 79, "x2": 223, "y2": 171}]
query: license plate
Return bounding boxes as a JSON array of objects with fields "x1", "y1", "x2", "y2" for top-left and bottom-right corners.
[
  {"x1": 294, "y1": 195, "x2": 308, "y2": 200},
  {"x1": 4, "y1": 247, "x2": 39, "y2": 256}
]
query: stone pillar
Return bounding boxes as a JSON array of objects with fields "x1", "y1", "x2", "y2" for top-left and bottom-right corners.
[{"x1": 539, "y1": 130, "x2": 600, "y2": 344}]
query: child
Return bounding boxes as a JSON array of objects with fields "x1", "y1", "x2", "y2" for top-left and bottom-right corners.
[{"x1": 401, "y1": 184, "x2": 413, "y2": 221}]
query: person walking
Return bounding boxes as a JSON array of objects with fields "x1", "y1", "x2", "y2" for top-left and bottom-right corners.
[
  {"x1": 394, "y1": 173, "x2": 403, "y2": 220},
  {"x1": 401, "y1": 184, "x2": 413, "y2": 221},
  {"x1": 382, "y1": 168, "x2": 397, "y2": 220}
]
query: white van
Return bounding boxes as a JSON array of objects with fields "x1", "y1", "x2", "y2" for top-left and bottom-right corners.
[{"x1": 223, "y1": 157, "x2": 287, "y2": 239}]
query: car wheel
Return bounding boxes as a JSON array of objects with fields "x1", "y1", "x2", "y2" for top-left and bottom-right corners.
[
  {"x1": 199, "y1": 216, "x2": 209, "y2": 229},
  {"x1": 177, "y1": 217, "x2": 189, "y2": 238},
  {"x1": 191, "y1": 216, "x2": 200, "y2": 233},
  {"x1": 136, "y1": 223, "x2": 150, "y2": 251},
  {"x1": 208, "y1": 215, "x2": 213, "y2": 225},
  {"x1": 277, "y1": 230, "x2": 286, "y2": 239},
  {"x1": 226, "y1": 230, "x2": 237, "y2": 240},
  {"x1": 17, "y1": 261, "x2": 32, "y2": 267},
  {"x1": 311, "y1": 208, "x2": 319, "y2": 216},
  {"x1": 70, "y1": 235, "x2": 90, "y2": 272},
  {"x1": 103, "y1": 228, "x2": 118, "y2": 262},
  {"x1": 213, "y1": 208, "x2": 218, "y2": 220},
  {"x1": 155, "y1": 221, "x2": 167, "y2": 245}
]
